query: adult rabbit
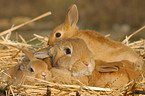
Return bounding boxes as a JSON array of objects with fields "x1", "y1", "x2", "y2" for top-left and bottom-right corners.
[{"x1": 48, "y1": 4, "x2": 144, "y2": 72}]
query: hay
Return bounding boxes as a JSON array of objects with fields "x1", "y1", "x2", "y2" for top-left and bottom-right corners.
[{"x1": 0, "y1": 12, "x2": 144, "y2": 96}]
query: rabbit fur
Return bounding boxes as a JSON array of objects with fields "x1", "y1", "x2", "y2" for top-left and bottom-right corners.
[
  {"x1": 50, "y1": 60, "x2": 140, "y2": 89},
  {"x1": 22, "y1": 47, "x2": 52, "y2": 70},
  {"x1": 48, "y1": 38, "x2": 95, "y2": 77},
  {"x1": 48, "y1": 38, "x2": 140, "y2": 89},
  {"x1": 88, "y1": 60, "x2": 140, "y2": 89},
  {"x1": 22, "y1": 49, "x2": 52, "y2": 83},
  {"x1": 48, "y1": 4, "x2": 144, "y2": 72},
  {"x1": 0, "y1": 49, "x2": 52, "y2": 88}
]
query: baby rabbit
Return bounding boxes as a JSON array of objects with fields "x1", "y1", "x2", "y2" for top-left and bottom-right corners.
[
  {"x1": 48, "y1": 4, "x2": 144, "y2": 72},
  {"x1": 1, "y1": 49, "x2": 52, "y2": 88},
  {"x1": 49, "y1": 38, "x2": 92, "y2": 85},
  {"x1": 33, "y1": 47, "x2": 52, "y2": 69},
  {"x1": 22, "y1": 47, "x2": 52, "y2": 70},
  {"x1": 22, "y1": 49, "x2": 52, "y2": 83},
  {"x1": 50, "y1": 68, "x2": 89, "y2": 85},
  {"x1": 48, "y1": 38, "x2": 95, "y2": 77},
  {"x1": 88, "y1": 60, "x2": 140, "y2": 89}
]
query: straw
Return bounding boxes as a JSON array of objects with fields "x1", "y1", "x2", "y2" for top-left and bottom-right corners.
[{"x1": 0, "y1": 11, "x2": 51, "y2": 37}]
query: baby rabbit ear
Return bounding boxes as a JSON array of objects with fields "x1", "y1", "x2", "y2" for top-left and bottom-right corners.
[
  {"x1": 34, "y1": 52, "x2": 49, "y2": 59},
  {"x1": 34, "y1": 48, "x2": 50, "y2": 59},
  {"x1": 98, "y1": 66, "x2": 119, "y2": 73},
  {"x1": 48, "y1": 47, "x2": 55, "y2": 57},
  {"x1": 22, "y1": 49, "x2": 36, "y2": 61},
  {"x1": 65, "y1": 4, "x2": 78, "y2": 27}
]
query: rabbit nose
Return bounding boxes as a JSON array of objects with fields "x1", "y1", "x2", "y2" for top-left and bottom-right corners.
[
  {"x1": 48, "y1": 40, "x2": 53, "y2": 46},
  {"x1": 84, "y1": 63, "x2": 89, "y2": 66},
  {"x1": 83, "y1": 61, "x2": 89, "y2": 66},
  {"x1": 42, "y1": 72, "x2": 46, "y2": 80}
]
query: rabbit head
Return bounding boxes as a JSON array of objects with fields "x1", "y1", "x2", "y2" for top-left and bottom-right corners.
[
  {"x1": 48, "y1": 4, "x2": 79, "y2": 46},
  {"x1": 48, "y1": 38, "x2": 95, "y2": 76},
  {"x1": 22, "y1": 47, "x2": 52, "y2": 70},
  {"x1": 22, "y1": 49, "x2": 51, "y2": 82},
  {"x1": 33, "y1": 47, "x2": 52, "y2": 69}
]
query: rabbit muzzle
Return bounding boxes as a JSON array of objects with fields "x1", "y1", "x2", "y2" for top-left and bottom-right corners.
[
  {"x1": 48, "y1": 40, "x2": 53, "y2": 46},
  {"x1": 70, "y1": 59, "x2": 95, "y2": 77},
  {"x1": 41, "y1": 72, "x2": 46, "y2": 80}
]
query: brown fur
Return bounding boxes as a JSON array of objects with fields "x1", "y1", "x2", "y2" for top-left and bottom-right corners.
[
  {"x1": 48, "y1": 38, "x2": 95, "y2": 77},
  {"x1": 22, "y1": 49, "x2": 52, "y2": 83},
  {"x1": 33, "y1": 47, "x2": 52, "y2": 70},
  {"x1": 22, "y1": 47, "x2": 52, "y2": 70},
  {"x1": 43, "y1": 57, "x2": 52, "y2": 69},
  {"x1": 50, "y1": 68, "x2": 88, "y2": 85},
  {"x1": 48, "y1": 38, "x2": 139, "y2": 89},
  {"x1": 88, "y1": 60, "x2": 140, "y2": 89},
  {"x1": 48, "y1": 4, "x2": 144, "y2": 72},
  {"x1": 49, "y1": 60, "x2": 140, "y2": 89},
  {"x1": 0, "y1": 49, "x2": 52, "y2": 88}
]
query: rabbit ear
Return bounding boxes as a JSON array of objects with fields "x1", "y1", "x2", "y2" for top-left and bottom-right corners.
[
  {"x1": 98, "y1": 66, "x2": 119, "y2": 73},
  {"x1": 65, "y1": 4, "x2": 78, "y2": 27},
  {"x1": 48, "y1": 47, "x2": 55, "y2": 57},
  {"x1": 22, "y1": 49, "x2": 36, "y2": 61},
  {"x1": 34, "y1": 52, "x2": 49, "y2": 59},
  {"x1": 34, "y1": 48, "x2": 50, "y2": 59}
]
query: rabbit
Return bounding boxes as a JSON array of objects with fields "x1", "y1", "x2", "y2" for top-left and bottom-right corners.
[
  {"x1": 1, "y1": 49, "x2": 52, "y2": 87},
  {"x1": 48, "y1": 38, "x2": 95, "y2": 77},
  {"x1": 33, "y1": 47, "x2": 52, "y2": 69},
  {"x1": 22, "y1": 47, "x2": 52, "y2": 70},
  {"x1": 47, "y1": 4, "x2": 144, "y2": 72},
  {"x1": 50, "y1": 54, "x2": 139, "y2": 89},
  {"x1": 0, "y1": 50, "x2": 52, "y2": 91},
  {"x1": 88, "y1": 60, "x2": 140, "y2": 89},
  {"x1": 22, "y1": 49, "x2": 52, "y2": 83},
  {"x1": 50, "y1": 60, "x2": 140, "y2": 89},
  {"x1": 50, "y1": 67, "x2": 89, "y2": 85}
]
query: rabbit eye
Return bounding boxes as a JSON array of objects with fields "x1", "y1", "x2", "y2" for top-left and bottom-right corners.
[
  {"x1": 29, "y1": 68, "x2": 34, "y2": 72},
  {"x1": 65, "y1": 48, "x2": 71, "y2": 55},
  {"x1": 55, "y1": 33, "x2": 61, "y2": 38}
]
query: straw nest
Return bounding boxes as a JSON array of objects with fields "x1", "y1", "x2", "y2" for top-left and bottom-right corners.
[{"x1": 0, "y1": 12, "x2": 144, "y2": 96}]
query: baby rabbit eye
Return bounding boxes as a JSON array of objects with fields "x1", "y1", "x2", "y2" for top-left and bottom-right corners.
[
  {"x1": 29, "y1": 68, "x2": 34, "y2": 72},
  {"x1": 55, "y1": 33, "x2": 61, "y2": 38},
  {"x1": 65, "y1": 48, "x2": 71, "y2": 55}
]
